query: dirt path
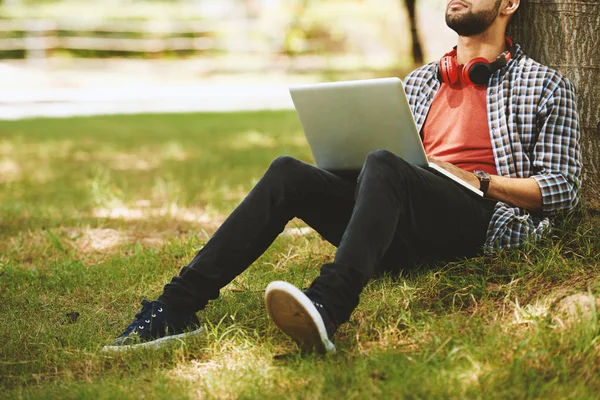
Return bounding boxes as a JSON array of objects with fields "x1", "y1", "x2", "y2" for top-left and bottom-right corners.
[{"x1": 0, "y1": 59, "x2": 317, "y2": 120}]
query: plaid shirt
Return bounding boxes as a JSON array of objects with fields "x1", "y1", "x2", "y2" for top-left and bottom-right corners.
[{"x1": 403, "y1": 44, "x2": 582, "y2": 251}]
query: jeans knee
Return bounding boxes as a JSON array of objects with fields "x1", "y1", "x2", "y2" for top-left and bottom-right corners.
[
  {"x1": 269, "y1": 154, "x2": 300, "y2": 171},
  {"x1": 265, "y1": 155, "x2": 306, "y2": 185},
  {"x1": 363, "y1": 149, "x2": 406, "y2": 176},
  {"x1": 359, "y1": 150, "x2": 417, "y2": 193},
  {"x1": 365, "y1": 149, "x2": 414, "y2": 172},
  {"x1": 365, "y1": 149, "x2": 396, "y2": 166}
]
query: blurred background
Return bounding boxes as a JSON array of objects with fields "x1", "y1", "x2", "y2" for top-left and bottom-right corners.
[{"x1": 0, "y1": 0, "x2": 456, "y2": 120}]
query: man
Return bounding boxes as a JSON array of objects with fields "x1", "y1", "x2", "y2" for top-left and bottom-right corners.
[{"x1": 103, "y1": 0, "x2": 581, "y2": 353}]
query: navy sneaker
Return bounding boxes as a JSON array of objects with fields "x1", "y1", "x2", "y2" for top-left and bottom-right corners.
[
  {"x1": 265, "y1": 281, "x2": 337, "y2": 354},
  {"x1": 102, "y1": 300, "x2": 203, "y2": 351}
]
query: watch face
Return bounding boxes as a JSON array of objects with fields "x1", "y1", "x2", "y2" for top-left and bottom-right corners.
[{"x1": 474, "y1": 170, "x2": 491, "y2": 180}]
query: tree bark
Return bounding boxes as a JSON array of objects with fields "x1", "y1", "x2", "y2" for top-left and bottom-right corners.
[
  {"x1": 403, "y1": 0, "x2": 424, "y2": 65},
  {"x1": 508, "y1": 0, "x2": 600, "y2": 209}
]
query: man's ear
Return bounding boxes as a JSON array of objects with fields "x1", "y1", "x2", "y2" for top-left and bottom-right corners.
[{"x1": 501, "y1": 0, "x2": 520, "y2": 17}]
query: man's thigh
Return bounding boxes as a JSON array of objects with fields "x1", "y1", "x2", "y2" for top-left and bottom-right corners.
[{"x1": 378, "y1": 163, "x2": 495, "y2": 273}]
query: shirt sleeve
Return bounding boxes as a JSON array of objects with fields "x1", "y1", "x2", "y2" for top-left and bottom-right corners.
[{"x1": 530, "y1": 75, "x2": 582, "y2": 213}]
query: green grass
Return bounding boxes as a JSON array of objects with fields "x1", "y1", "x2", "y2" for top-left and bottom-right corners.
[{"x1": 1, "y1": 112, "x2": 600, "y2": 399}]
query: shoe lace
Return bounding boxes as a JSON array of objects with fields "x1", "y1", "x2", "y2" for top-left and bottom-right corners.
[
  {"x1": 134, "y1": 300, "x2": 153, "y2": 319},
  {"x1": 120, "y1": 300, "x2": 155, "y2": 337}
]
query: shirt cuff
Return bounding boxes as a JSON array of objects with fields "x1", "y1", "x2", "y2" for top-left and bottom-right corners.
[{"x1": 531, "y1": 173, "x2": 579, "y2": 213}]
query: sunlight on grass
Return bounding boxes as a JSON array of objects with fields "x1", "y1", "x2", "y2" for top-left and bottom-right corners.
[
  {"x1": 453, "y1": 355, "x2": 490, "y2": 391},
  {"x1": 62, "y1": 227, "x2": 175, "y2": 253},
  {"x1": 552, "y1": 292, "x2": 600, "y2": 330},
  {"x1": 512, "y1": 297, "x2": 551, "y2": 326},
  {"x1": 1, "y1": 226, "x2": 193, "y2": 269},
  {"x1": 160, "y1": 141, "x2": 188, "y2": 161},
  {"x1": 170, "y1": 347, "x2": 281, "y2": 398},
  {"x1": 0, "y1": 139, "x2": 14, "y2": 155},
  {"x1": 73, "y1": 141, "x2": 189, "y2": 172},
  {"x1": 230, "y1": 130, "x2": 278, "y2": 150},
  {"x1": 151, "y1": 176, "x2": 183, "y2": 203},
  {"x1": 200, "y1": 176, "x2": 256, "y2": 205},
  {"x1": 282, "y1": 226, "x2": 314, "y2": 237},
  {"x1": 0, "y1": 157, "x2": 22, "y2": 183},
  {"x1": 28, "y1": 139, "x2": 75, "y2": 160},
  {"x1": 67, "y1": 227, "x2": 131, "y2": 252},
  {"x1": 91, "y1": 203, "x2": 223, "y2": 228},
  {"x1": 111, "y1": 152, "x2": 158, "y2": 171},
  {"x1": 88, "y1": 166, "x2": 125, "y2": 208},
  {"x1": 101, "y1": 143, "x2": 190, "y2": 171},
  {"x1": 511, "y1": 290, "x2": 600, "y2": 332}
]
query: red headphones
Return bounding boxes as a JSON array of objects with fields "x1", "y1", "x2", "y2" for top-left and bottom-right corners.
[{"x1": 438, "y1": 37, "x2": 516, "y2": 85}]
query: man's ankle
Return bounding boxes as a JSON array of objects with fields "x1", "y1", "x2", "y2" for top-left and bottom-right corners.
[
  {"x1": 156, "y1": 295, "x2": 197, "y2": 315},
  {"x1": 304, "y1": 289, "x2": 338, "y2": 333}
]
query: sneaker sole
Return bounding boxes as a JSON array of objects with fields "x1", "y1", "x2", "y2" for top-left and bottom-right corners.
[
  {"x1": 101, "y1": 327, "x2": 204, "y2": 352},
  {"x1": 265, "y1": 281, "x2": 335, "y2": 354}
]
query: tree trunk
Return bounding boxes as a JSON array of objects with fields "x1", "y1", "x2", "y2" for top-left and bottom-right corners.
[
  {"x1": 403, "y1": 0, "x2": 424, "y2": 65},
  {"x1": 508, "y1": 0, "x2": 600, "y2": 209}
]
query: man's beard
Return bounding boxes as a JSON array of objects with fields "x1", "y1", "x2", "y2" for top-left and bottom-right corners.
[{"x1": 445, "y1": 0, "x2": 502, "y2": 36}]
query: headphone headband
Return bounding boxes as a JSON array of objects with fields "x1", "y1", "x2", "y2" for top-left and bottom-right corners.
[
  {"x1": 437, "y1": 36, "x2": 516, "y2": 85},
  {"x1": 491, "y1": 36, "x2": 516, "y2": 67}
]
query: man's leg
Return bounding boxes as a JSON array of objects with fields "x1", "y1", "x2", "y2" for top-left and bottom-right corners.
[
  {"x1": 159, "y1": 156, "x2": 358, "y2": 313},
  {"x1": 266, "y1": 149, "x2": 496, "y2": 352},
  {"x1": 106, "y1": 156, "x2": 360, "y2": 350},
  {"x1": 306, "y1": 149, "x2": 496, "y2": 325}
]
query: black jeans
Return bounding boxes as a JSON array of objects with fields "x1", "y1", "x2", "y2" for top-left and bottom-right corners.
[{"x1": 159, "y1": 150, "x2": 496, "y2": 325}]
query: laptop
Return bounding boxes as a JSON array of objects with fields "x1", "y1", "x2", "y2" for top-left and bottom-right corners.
[{"x1": 289, "y1": 77, "x2": 483, "y2": 197}]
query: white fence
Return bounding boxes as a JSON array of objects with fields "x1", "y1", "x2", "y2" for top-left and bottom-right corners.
[
  {"x1": 0, "y1": 19, "x2": 399, "y2": 73},
  {"x1": 0, "y1": 19, "x2": 217, "y2": 56}
]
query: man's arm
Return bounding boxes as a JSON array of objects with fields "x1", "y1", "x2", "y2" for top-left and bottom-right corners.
[
  {"x1": 430, "y1": 72, "x2": 581, "y2": 215},
  {"x1": 428, "y1": 158, "x2": 543, "y2": 212}
]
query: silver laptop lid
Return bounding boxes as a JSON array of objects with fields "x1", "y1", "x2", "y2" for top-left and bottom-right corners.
[{"x1": 289, "y1": 77, "x2": 428, "y2": 171}]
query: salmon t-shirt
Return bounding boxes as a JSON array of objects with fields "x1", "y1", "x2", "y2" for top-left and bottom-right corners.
[{"x1": 422, "y1": 68, "x2": 498, "y2": 175}]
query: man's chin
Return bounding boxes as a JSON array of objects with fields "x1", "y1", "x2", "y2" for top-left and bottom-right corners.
[{"x1": 446, "y1": 17, "x2": 467, "y2": 33}]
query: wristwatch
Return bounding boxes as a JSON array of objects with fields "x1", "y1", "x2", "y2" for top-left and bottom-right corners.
[{"x1": 474, "y1": 170, "x2": 491, "y2": 195}]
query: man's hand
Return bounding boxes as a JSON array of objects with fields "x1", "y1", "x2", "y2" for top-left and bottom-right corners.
[{"x1": 428, "y1": 157, "x2": 544, "y2": 212}]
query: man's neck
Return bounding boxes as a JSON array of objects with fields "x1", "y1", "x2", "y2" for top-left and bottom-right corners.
[{"x1": 455, "y1": 30, "x2": 508, "y2": 65}]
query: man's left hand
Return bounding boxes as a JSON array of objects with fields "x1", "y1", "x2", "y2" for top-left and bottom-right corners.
[{"x1": 427, "y1": 157, "x2": 544, "y2": 211}]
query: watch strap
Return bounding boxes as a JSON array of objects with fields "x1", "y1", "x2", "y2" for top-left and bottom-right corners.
[
  {"x1": 474, "y1": 170, "x2": 491, "y2": 195},
  {"x1": 479, "y1": 177, "x2": 490, "y2": 195}
]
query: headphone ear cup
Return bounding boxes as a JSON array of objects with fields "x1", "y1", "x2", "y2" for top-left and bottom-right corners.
[
  {"x1": 439, "y1": 56, "x2": 458, "y2": 84},
  {"x1": 462, "y1": 57, "x2": 489, "y2": 85}
]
